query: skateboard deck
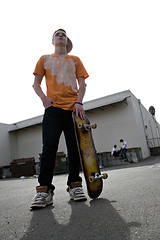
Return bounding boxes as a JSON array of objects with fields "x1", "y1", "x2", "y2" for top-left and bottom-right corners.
[{"x1": 72, "y1": 111, "x2": 108, "y2": 199}]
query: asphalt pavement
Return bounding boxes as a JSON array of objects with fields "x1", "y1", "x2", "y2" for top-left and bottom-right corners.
[{"x1": 0, "y1": 156, "x2": 160, "y2": 240}]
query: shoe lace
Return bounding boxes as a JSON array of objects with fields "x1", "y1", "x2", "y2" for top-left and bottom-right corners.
[
  {"x1": 33, "y1": 192, "x2": 48, "y2": 201},
  {"x1": 72, "y1": 187, "x2": 84, "y2": 194}
]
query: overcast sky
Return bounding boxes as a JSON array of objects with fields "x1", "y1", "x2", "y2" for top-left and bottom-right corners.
[{"x1": 0, "y1": 0, "x2": 160, "y2": 124}]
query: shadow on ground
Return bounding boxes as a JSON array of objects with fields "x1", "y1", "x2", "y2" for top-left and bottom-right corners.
[{"x1": 20, "y1": 198, "x2": 141, "y2": 240}]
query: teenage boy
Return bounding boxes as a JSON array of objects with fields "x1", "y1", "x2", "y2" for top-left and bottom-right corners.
[
  {"x1": 111, "y1": 145, "x2": 120, "y2": 158},
  {"x1": 30, "y1": 29, "x2": 89, "y2": 209},
  {"x1": 119, "y1": 139, "x2": 127, "y2": 159}
]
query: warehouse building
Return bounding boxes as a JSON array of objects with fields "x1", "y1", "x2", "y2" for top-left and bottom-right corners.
[{"x1": 0, "y1": 90, "x2": 160, "y2": 173}]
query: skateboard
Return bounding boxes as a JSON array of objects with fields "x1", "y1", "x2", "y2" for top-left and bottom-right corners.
[{"x1": 72, "y1": 111, "x2": 108, "y2": 199}]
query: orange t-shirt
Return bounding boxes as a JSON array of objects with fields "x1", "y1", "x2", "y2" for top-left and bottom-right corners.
[{"x1": 33, "y1": 54, "x2": 89, "y2": 110}]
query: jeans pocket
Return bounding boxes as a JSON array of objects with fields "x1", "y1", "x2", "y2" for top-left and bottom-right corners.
[
  {"x1": 45, "y1": 105, "x2": 53, "y2": 110},
  {"x1": 44, "y1": 106, "x2": 53, "y2": 113}
]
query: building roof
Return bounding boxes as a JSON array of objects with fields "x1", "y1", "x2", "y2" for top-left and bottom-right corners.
[
  {"x1": 9, "y1": 90, "x2": 132, "y2": 132},
  {"x1": 84, "y1": 95, "x2": 129, "y2": 111}
]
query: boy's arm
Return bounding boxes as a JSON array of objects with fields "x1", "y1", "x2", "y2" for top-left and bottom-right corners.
[
  {"x1": 74, "y1": 76, "x2": 86, "y2": 119},
  {"x1": 32, "y1": 74, "x2": 56, "y2": 109}
]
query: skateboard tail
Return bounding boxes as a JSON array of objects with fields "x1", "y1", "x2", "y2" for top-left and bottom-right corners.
[{"x1": 78, "y1": 133, "x2": 103, "y2": 199}]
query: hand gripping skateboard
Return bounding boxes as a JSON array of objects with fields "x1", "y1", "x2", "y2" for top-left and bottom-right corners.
[{"x1": 72, "y1": 111, "x2": 108, "y2": 199}]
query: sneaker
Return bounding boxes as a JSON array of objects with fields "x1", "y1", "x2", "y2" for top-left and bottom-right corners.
[
  {"x1": 30, "y1": 186, "x2": 54, "y2": 209},
  {"x1": 67, "y1": 182, "x2": 87, "y2": 201}
]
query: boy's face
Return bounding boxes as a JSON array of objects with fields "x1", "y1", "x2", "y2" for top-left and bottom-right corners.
[{"x1": 52, "y1": 30, "x2": 68, "y2": 47}]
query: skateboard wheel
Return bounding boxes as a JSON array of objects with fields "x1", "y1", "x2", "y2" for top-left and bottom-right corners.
[
  {"x1": 102, "y1": 173, "x2": 108, "y2": 179},
  {"x1": 91, "y1": 123, "x2": 97, "y2": 129},
  {"x1": 78, "y1": 123, "x2": 83, "y2": 128},
  {"x1": 83, "y1": 124, "x2": 89, "y2": 130},
  {"x1": 89, "y1": 176, "x2": 95, "y2": 182}
]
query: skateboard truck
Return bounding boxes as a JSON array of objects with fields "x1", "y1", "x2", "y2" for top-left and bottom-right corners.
[
  {"x1": 78, "y1": 123, "x2": 97, "y2": 131},
  {"x1": 89, "y1": 172, "x2": 108, "y2": 182}
]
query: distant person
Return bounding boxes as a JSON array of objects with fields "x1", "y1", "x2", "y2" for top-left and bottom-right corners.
[
  {"x1": 119, "y1": 139, "x2": 127, "y2": 159},
  {"x1": 111, "y1": 145, "x2": 119, "y2": 158},
  {"x1": 30, "y1": 29, "x2": 89, "y2": 209}
]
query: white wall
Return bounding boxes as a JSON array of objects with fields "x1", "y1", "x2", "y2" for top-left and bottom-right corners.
[
  {"x1": 140, "y1": 103, "x2": 160, "y2": 148},
  {"x1": 0, "y1": 123, "x2": 13, "y2": 166},
  {"x1": 10, "y1": 125, "x2": 67, "y2": 162},
  {"x1": 128, "y1": 95, "x2": 151, "y2": 159},
  {"x1": 58, "y1": 91, "x2": 151, "y2": 159},
  {"x1": 86, "y1": 99, "x2": 143, "y2": 154},
  {"x1": 10, "y1": 125, "x2": 42, "y2": 162}
]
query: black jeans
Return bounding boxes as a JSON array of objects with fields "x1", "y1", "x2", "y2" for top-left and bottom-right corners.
[{"x1": 38, "y1": 106, "x2": 82, "y2": 189}]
